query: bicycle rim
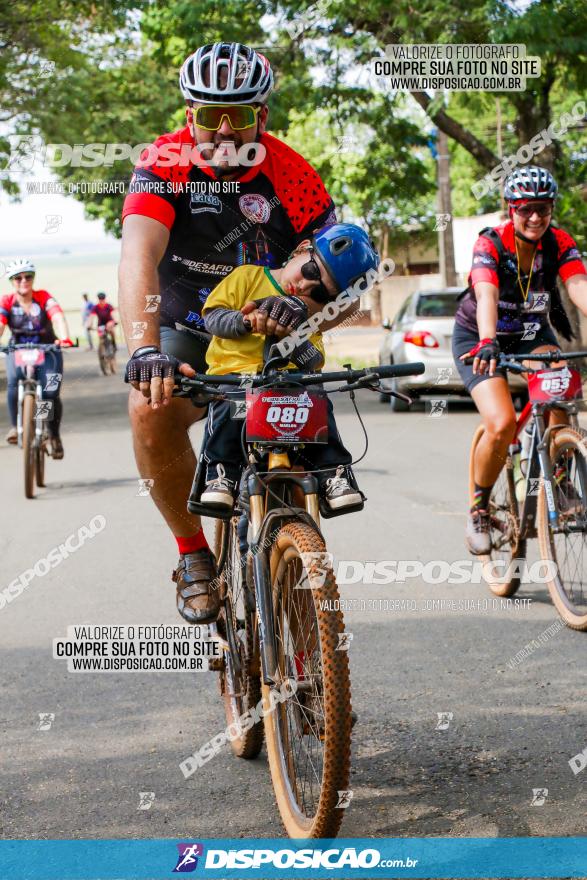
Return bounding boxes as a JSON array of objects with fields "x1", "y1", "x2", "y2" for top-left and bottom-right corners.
[
  {"x1": 538, "y1": 427, "x2": 587, "y2": 630},
  {"x1": 215, "y1": 519, "x2": 263, "y2": 759},
  {"x1": 263, "y1": 522, "x2": 351, "y2": 838}
]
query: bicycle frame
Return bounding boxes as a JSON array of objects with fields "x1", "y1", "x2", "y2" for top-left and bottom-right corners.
[{"x1": 512, "y1": 399, "x2": 581, "y2": 537}]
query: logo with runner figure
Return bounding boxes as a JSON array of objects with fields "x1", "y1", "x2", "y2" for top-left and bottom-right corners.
[{"x1": 173, "y1": 843, "x2": 204, "y2": 873}]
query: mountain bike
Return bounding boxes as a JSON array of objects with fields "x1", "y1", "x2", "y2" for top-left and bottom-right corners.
[
  {"x1": 97, "y1": 325, "x2": 116, "y2": 375},
  {"x1": 468, "y1": 350, "x2": 587, "y2": 630},
  {"x1": 1, "y1": 341, "x2": 77, "y2": 499},
  {"x1": 176, "y1": 359, "x2": 424, "y2": 838}
]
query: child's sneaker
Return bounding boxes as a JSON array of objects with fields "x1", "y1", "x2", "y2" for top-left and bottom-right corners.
[
  {"x1": 200, "y1": 464, "x2": 235, "y2": 511},
  {"x1": 324, "y1": 466, "x2": 362, "y2": 511}
]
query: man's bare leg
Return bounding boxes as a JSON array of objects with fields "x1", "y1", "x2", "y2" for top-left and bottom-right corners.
[{"x1": 129, "y1": 389, "x2": 219, "y2": 623}]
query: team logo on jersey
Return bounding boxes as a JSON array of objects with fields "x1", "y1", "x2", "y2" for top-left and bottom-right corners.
[
  {"x1": 239, "y1": 193, "x2": 271, "y2": 224},
  {"x1": 190, "y1": 192, "x2": 222, "y2": 214}
]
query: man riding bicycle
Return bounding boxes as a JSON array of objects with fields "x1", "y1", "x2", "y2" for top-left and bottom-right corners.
[
  {"x1": 453, "y1": 165, "x2": 587, "y2": 554},
  {"x1": 0, "y1": 258, "x2": 74, "y2": 457},
  {"x1": 90, "y1": 292, "x2": 117, "y2": 343},
  {"x1": 119, "y1": 42, "x2": 357, "y2": 625}
]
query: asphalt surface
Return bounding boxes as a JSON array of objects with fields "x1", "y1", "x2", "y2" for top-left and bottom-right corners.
[{"x1": 1, "y1": 348, "x2": 585, "y2": 846}]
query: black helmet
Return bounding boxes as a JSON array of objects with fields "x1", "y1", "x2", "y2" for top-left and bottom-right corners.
[
  {"x1": 97, "y1": 291, "x2": 106, "y2": 300},
  {"x1": 504, "y1": 166, "x2": 558, "y2": 202}
]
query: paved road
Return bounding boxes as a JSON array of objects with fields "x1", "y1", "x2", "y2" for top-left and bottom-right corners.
[{"x1": 1, "y1": 349, "x2": 585, "y2": 843}]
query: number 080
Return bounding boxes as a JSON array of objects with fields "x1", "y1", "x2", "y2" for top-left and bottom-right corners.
[{"x1": 266, "y1": 405, "x2": 309, "y2": 425}]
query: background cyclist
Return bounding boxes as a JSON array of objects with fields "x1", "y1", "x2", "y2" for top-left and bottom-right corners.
[
  {"x1": 90, "y1": 292, "x2": 117, "y2": 346},
  {"x1": 0, "y1": 258, "x2": 74, "y2": 457},
  {"x1": 452, "y1": 166, "x2": 587, "y2": 554}
]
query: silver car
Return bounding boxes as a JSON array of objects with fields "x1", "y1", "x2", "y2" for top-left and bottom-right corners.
[{"x1": 378, "y1": 288, "x2": 525, "y2": 411}]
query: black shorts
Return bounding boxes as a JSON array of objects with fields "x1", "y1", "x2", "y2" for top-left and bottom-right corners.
[
  {"x1": 452, "y1": 322, "x2": 560, "y2": 393},
  {"x1": 159, "y1": 326, "x2": 209, "y2": 374}
]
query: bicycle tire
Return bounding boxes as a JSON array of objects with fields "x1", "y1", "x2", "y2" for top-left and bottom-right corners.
[
  {"x1": 35, "y1": 438, "x2": 46, "y2": 487},
  {"x1": 537, "y1": 426, "x2": 587, "y2": 631},
  {"x1": 214, "y1": 519, "x2": 264, "y2": 759},
  {"x1": 263, "y1": 521, "x2": 351, "y2": 839},
  {"x1": 22, "y1": 393, "x2": 35, "y2": 499},
  {"x1": 469, "y1": 424, "x2": 526, "y2": 597}
]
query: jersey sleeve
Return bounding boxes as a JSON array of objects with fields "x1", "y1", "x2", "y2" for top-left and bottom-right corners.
[
  {"x1": 121, "y1": 127, "x2": 193, "y2": 230},
  {"x1": 470, "y1": 234, "x2": 500, "y2": 287},
  {"x1": 554, "y1": 228, "x2": 587, "y2": 282},
  {"x1": 0, "y1": 294, "x2": 12, "y2": 325},
  {"x1": 37, "y1": 290, "x2": 62, "y2": 319},
  {"x1": 203, "y1": 266, "x2": 266, "y2": 315}
]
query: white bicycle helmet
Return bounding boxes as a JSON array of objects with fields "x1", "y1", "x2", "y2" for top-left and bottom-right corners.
[
  {"x1": 179, "y1": 42, "x2": 274, "y2": 105},
  {"x1": 504, "y1": 165, "x2": 558, "y2": 201},
  {"x1": 7, "y1": 258, "x2": 36, "y2": 279}
]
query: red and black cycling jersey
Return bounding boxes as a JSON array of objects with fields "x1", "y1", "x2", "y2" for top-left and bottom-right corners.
[
  {"x1": 91, "y1": 302, "x2": 115, "y2": 326},
  {"x1": 456, "y1": 220, "x2": 586, "y2": 338},
  {"x1": 121, "y1": 126, "x2": 336, "y2": 333},
  {"x1": 0, "y1": 289, "x2": 62, "y2": 343}
]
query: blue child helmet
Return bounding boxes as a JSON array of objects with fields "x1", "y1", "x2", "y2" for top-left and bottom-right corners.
[{"x1": 312, "y1": 224, "x2": 380, "y2": 293}]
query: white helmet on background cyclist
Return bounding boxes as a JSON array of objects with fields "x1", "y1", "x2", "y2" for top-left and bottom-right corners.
[
  {"x1": 7, "y1": 258, "x2": 36, "y2": 279},
  {"x1": 179, "y1": 42, "x2": 274, "y2": 105}
]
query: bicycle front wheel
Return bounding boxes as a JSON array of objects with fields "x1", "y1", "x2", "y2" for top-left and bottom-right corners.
[
  {"x1": 263, "y1": 522, "x2": 351, "y2": 839},
  {"x1": 469, "y1": 424, "x2": 526, "y2": 597},
  {"x1": 537, "y1": 426, "x2": 587, "y2": 630},
  {"x1": 22, "y1": 393, "x2": 35, "y2": 499}
]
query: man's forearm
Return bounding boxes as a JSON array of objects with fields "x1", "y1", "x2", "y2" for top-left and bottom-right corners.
[{"x1": 118, "y1": 255, "x2": 161, "y2": 355}]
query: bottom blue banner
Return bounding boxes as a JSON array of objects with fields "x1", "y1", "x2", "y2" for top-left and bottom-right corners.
[{"x1": 0, "y1": 837, "x2": 584, "y2": 879}]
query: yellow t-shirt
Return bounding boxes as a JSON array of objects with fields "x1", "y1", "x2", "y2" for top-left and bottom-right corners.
[{"x1": 203, "y1": 265, "x2": 325, "y2": 375}]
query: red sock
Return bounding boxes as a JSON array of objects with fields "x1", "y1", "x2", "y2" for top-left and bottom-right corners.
[{"x1": 176, "y1": 531, "x2": 209, "y2": 554}]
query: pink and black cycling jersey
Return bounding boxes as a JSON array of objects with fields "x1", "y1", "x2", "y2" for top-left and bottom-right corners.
[
  {"x1": 0, "y1": 289, "x2": 62, "y2": 343},
  {"x1": 455, "y1": 220, "x2": 586, "y2": 338},
  {"x1": 91, "y1": 302, "x2": 115, "y2": 326},
  {"x1": 121, "y1": 126, "x2": 336, "y2": 333}
]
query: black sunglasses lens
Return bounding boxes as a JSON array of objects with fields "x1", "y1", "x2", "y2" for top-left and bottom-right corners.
[{"x1": 301, "y1": 257, "x2": 321, "y2": 282}]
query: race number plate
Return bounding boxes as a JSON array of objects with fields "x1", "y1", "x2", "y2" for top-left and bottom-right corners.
[
  {"x1": 246, "y1": 388, "x2": 328, "y2": 444},
  {"x1": 528, "y1": 367, "x2": 583, "y2": 403},
  {"x1": 14, "y1": 349, "x2": 45, "y2": 367}
]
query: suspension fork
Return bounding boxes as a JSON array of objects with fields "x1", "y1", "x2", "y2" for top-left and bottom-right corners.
[
  {"x1": 247, "y1": 471, "x2": 279, "y2": 687},
  {"x1": 535, "y1": 409, "x2": 560, "y2": 528}
]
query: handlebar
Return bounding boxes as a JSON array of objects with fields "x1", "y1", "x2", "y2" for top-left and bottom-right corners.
[
  {"x1": 174, "y1": 362, "x2": 425, "y2": 401},
  {"x1": 462, "y1": 349, "x2": 587, "y2": 374},
  {"x1": 0, "y1": 340, "x2": 79, "y2": 353}
]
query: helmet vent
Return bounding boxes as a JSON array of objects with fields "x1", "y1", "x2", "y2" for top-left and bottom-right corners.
[{"x1": 330, "y1": 236, "x2": 351, "y2": 255}]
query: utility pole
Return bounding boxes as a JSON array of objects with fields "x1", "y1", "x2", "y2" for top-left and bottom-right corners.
[
  {"x1": 436, "y1": 127, "x2": 457, "y2": 287},
  {"x1": 496, "y1": 98, "x2": 505, "y2": 215}
]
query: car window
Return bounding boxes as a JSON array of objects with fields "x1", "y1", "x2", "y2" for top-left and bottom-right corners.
[
  {"x1": 415, "y1": 294, "x2": 458, "y2": 317},
  {"x1": 392, "y1": 298, "x2": 411, "y2": 327}
]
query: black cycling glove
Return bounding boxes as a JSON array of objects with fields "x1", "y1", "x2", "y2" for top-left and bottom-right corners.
[
  {"x1": 467, "y1": 337, "x2": 501, "y2": 364},
  {"x1": 257, "y1": 295, "x2": 309, "y2": 328},
  {"x1": 125, "y1": 347, "x2": 181, "y2": 384}
]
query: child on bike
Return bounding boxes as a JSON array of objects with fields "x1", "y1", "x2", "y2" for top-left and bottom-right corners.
[{"x1": 199, "y1": 223, "x2": 379, "y2": 514}]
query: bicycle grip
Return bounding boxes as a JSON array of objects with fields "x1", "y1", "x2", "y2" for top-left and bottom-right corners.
[{"x1": 377, "y1": 362, "x2": 425, "y2": 378}]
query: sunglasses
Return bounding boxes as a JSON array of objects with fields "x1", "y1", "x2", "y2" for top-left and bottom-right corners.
[
  {"x1": 13, "y1": 274, "x2": 34, "y2": 282},
  {"x1": 191, "y1": 104, "x2": 261, "y2": 131},
  {"x1": 300, "y1": 251, "x2": 332, "y2": 302},
  {"x1": 514, "y1": 203, "x2": 553, "y2": 218}
]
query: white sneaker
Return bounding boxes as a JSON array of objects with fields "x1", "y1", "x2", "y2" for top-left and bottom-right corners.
[
  {"x1": 324, "y1": 467, "x2": 362, "y2": 510},
  {"x1": 200, "y1": 463, "x2": 235, "y2": 510}
]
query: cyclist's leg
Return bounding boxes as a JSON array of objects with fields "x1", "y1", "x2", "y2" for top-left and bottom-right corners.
[
  {"x1": 5, "y1": 354, "x2": 19, "y2": 442},
  {"x1": 128, "y1": 326, "x2": 219, "y2": 622},
  {"x1": 39, "y1": 350, "x2": 64, "y2": 439},
  {"x1": 470, "y1": 377, "x2": 517, "y2": 504},
  {"x1": 128, "y1": 327, "x2": 208, "y2": 536}
]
